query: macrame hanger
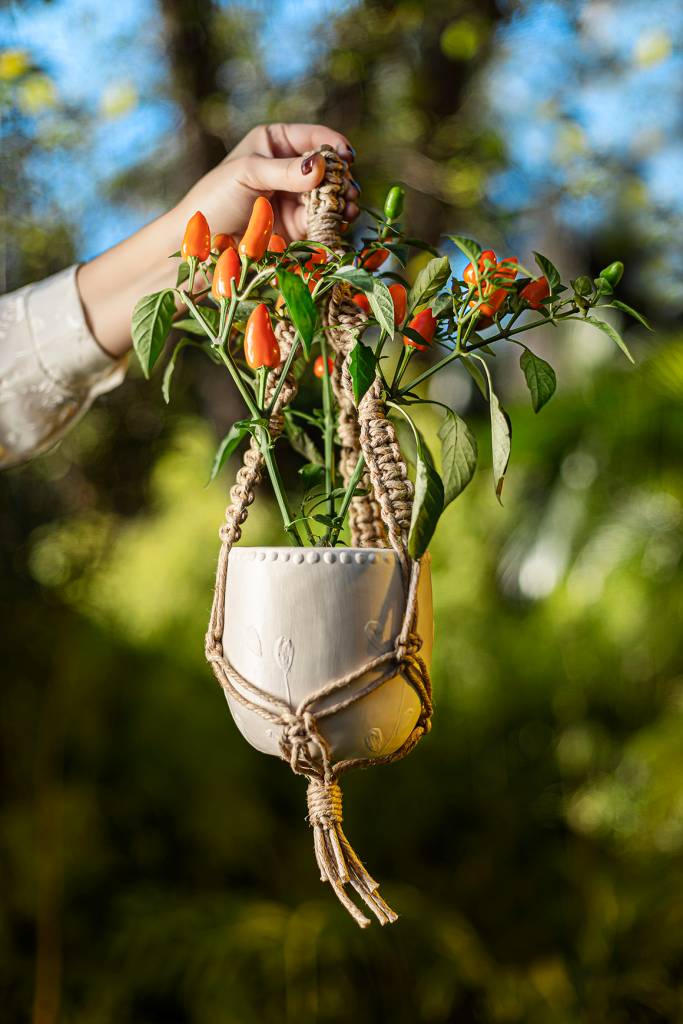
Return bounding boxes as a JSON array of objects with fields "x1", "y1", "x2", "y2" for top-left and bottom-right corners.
[{"x1": 205, "y1": 146, "x2": 432, "y2": 927}]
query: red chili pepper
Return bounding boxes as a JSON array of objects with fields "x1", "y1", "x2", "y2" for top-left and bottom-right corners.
[
  {"x1": 389, "y1": 283, "x2": 407, "y2": 326},
  {"x1": 244, "y1": 303, "x2": 280, "y2": 369},
  {"x1": 352, "y1": 292, "x2": 371, "y2": 313},
  {"x1": 304, "y1": 246, "x2": 327, "y2": 272},
  {"x1": 181, "y1": 211, "x2": 211, "y2": 261},
  {"x1": 239, "y1": 196, "x2": 274, "y2": 260},
  {"x1": 463, "y1": 248, "x2": 496, "y2": 286},
  {"x1": 211, "y1": 246, "x2": 241, "y2": 301},
  {"x1": 520, "y1": 276, "x2": 550, "y2": 310},
  {"x1": 313, "y1": 355, "x2": 334, "y2": 379},
  {"x1": 212, "y1": 233, "x2": 237, "y2": 254},
  {"x1": 470, "y1": 287, "x2": 507, "y2": 320},
  {"x1": 404, "y1": 307, "x2": 436, "y2": 350},
  {"x1": 360, "y1": 247, "x2": 390, "y2": 271},
  {"x1": 268, "y1": 233, "x2": 287, "y2": 253},
  {"x1": 492, "y1": 257, "x2": 519, "y2": 285}
]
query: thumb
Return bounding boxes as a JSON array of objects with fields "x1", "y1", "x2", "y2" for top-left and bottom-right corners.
[{"x1": 240, "y1": 151, "x2": 326, "y2": 195}]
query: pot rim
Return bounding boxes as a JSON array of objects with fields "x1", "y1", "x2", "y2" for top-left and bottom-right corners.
[{"x1": 227, "y1": 546, "x2": 431, "y2": 563}]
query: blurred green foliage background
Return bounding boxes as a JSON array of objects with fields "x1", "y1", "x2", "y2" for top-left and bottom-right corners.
[{"x1": 1, "y1": 1, "x2": 682, "y2": 1021}]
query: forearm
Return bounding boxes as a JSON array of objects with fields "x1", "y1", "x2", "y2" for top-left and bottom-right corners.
[{"x1": 77, "y1": 206, "x2": 181, "y2": 359}]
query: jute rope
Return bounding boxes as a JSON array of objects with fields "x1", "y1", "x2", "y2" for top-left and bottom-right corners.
[{"x1": 205, "y1": 145, "x2": 432, "y2": 927}]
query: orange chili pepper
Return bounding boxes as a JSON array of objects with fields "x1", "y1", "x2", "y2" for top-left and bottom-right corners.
[
  {"x1": 463, "y1": 248, "x2": 496, "y2": 286},
  {"x1": 360, "y1": 247, "x2": 390, "y2": 271},
  {"x1": 212, "y1": 232, "x2": 237, "y2": 254},
  {"x1": 352, "y1": 293, "x2": 371, "y2": 313},
  {"x1": 268, "y1": 233, "x2": 287, "y2": 253},
  {"x1": 469, "y1": 287, "x2": 507, "y2": 320},
  {"x1": 181, "y1": 211, "x2": 211, "y2": 261},
  {"x1": 389, "y1": 283, "x2": 407, "y2": 326},
  {"x1": 520, "y1": 276, "x2": 550, "y2": 310},
  {"x1": 211, "y1": 246, "x2": 241, "y2": 301},
  {"x1": 239, "y1": 197, "x2": 274, "y2": 260},
  {"x1": 244, "y1": 303, "x2": 280, "y2": 369},
  {"x1": 313, "y1": 355, "x2": 334, "y2": 379},
  {"x1": 404, "y1": 308, "x2": 436, "y2": 350}
]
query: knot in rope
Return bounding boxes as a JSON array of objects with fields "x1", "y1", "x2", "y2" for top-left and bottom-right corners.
[
  {"x1": 307, "y1": 778, "x2": 343, "y2": 829},
  {"x1": 395, "y1": 630, "x2": 423, "y2": 664},
  {"x1": 279, "y1": 709, "x2": 330, "y2": 774}
]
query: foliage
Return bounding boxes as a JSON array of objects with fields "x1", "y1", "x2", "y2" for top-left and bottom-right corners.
[{"x1": 134, "y1": 197, "x2": 643, "y2": 555}]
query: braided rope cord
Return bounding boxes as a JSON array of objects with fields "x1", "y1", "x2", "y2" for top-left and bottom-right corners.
[{"x1": 205, "y1": 145, "x2": 432, "y2": 928}]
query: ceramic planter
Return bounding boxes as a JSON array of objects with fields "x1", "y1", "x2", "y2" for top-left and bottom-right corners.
[{"x1": 222, "y1": 546, "x2": 433, "y2": 762}]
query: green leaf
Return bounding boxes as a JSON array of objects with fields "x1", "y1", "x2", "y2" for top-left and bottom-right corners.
[
  {"x1": 332, "y1": 266, "x2": 377, "y2": 292},
  {"x1": 407, "y1": 426, "x2": 444, "y2": 559},
  {"x1": 176, "y1": 262, "x2": 190, "y2": 287},
  {"x1": 162, "y1": 338, "x2": 196, "y2": 404},
  {"x1": 532, "y1": 252, "x2": 561, "y2": 293},
  {"x1": 367, "y1": 276, "x2": 396, "y2": 337},
  {"x1": 519, "y1": 348, "x2": 557, "y2": 413},
  {"x1": 209, "y1": 423, "x2": 249, "y2": 483},
  {"x1": 584, "y1": 315, "x2": 635, "y2": 364},
  {"x1": 610, "y1": 300, "x2": 653, "y2": 331},
  {"x1": 431, "y1": 292, "x2": 454, "y2": 319},
  {"x1": 174, "y1": 304, "x2": 219, "y2": 337},
  {"x1": 438, "y1": 409, "x2": 478, "y2": 507},
  {"x1": 277, "y1": 270, "x2": 317, "y2": 356},
  {"x1": 462, "y1": 354, "x2": 488, "y2": 398},
  {"x1": 283, "y1": 413, "x2": 324, "y2": 465},
  {"x1": 299, "y1": 463, "x2": 325, "y2": 488},
  {"x1": 448, "y1": 235, "x2": 482, "y2": 264},
  {"x1": 131, "y1": 289, "x2": 176, "y2": 378},
  {"x1": 348, "y1": 340, "x2": 378, "y2": 405},
  {"x1": 408, "y1": 255, "x2": 451, "y2": 311},
  {"x1": 472, "y1": 355, "x2": 511, "y2": 504}
]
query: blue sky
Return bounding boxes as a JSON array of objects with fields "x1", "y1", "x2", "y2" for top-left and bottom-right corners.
[{"x1": 2, "y1": 0, "x2": 682, "y2": 301}]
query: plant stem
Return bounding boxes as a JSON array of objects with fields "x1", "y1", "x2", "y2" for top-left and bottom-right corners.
[
  {"x1": 329, "y1": 454, "x2": 366, "y2": 547},
  {"x1": 398, "y1": 308, "x2": 578, "y2": 395},
  {"x1": 215, "y1": 341, "x2": 303, "y2": 546},
  {"x1": 319, "y1": 331, "x2": 336, "y2": 523},
  {"x1": 265, "y1": 337, "x2": 301, "y2": 417}
]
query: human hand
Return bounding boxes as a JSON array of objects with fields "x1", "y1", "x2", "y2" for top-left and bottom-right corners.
[{"x1": 174, "y1": 123, "x2": 360, "y2": 242}]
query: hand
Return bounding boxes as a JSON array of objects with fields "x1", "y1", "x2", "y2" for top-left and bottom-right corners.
[
  {"x1": 174, "y1": 123, "x2": 360, "y2": 241},
  {"x1": 79, "y1": 122, "x2": 359, "y2": 358}
]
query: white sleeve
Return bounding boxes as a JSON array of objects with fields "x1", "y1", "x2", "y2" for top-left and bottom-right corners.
[{"x1": 0, "y1": 265, "x2": 127, "y2": 468}]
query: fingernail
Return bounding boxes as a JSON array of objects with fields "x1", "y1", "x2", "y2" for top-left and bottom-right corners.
[
  {"x1": 340, "y1": 221, "x2": 349, "y2": 233},
  {"x1": 336, "y1": 143, "x2": 356, "y2": 163},
  {"x1": 301, "y1": 153, "x2": 320, "y2": 175}
]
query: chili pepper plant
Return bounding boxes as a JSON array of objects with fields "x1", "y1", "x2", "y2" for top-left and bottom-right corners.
[{"x1": 131, "y1": 186, "x2": 649, "y2": 557}]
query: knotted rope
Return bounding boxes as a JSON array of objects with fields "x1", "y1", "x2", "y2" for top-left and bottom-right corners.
[{"x1": 205, "y1": 145, "x2": 432, "y2": 927}]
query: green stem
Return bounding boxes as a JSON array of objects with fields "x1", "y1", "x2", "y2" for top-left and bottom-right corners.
[
  {"x1": 319, "y1": 332, "x2": 336, "y2": 525},
  {"x1": 265, "y1": 337, "x2": 301, "y2": 417},
  {"x1": 214, "y1": 347, "x2": 303, "y2": 546},
  {"x1": 329, "y1": 453, "x2": 366, "y2": 547},
  {"x1": 398, "y1": 308, "x2": 578, "y2": 396}
]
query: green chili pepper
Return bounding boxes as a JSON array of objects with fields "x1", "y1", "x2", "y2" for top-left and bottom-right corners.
[
  {"x1": 599, "y1": 261, "x2": 624, "y2": 288},
  {"x1": 383, "y1": 185, "x2": 405, "y2": 222}
]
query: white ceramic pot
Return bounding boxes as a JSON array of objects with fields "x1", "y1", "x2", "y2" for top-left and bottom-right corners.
[{"x1": 222, "y1": 547, "x2": 433, "y2": 762}]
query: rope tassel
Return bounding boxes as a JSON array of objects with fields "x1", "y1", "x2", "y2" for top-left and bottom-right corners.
[{"x1": 306, "y1": 779, "x2": 398, "y2": 928}]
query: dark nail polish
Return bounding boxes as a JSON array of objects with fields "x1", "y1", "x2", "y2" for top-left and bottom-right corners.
[
  {"x1": 340, "y1": 221, "x2": 349, "y2": 233},
  {"x1": 301, "y1": 154, "x2": 319, "y2": 175},
  {"x1": 348, "y1": 177, "x2": 361, "y2": 194},
  {"x1": 337, "y1": 143, "x2": 356, "y2": 163}
]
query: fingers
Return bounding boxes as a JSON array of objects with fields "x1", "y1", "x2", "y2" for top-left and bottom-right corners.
[
  {"x1": 231, "y1": 123, "x2": 355, "y2": 164},
  {"x1": 237, "y1": 152, "x2": 327, "y2": 195},
  {"x1": 278, "y1": 197, "x2": 308, "y2": 240}
]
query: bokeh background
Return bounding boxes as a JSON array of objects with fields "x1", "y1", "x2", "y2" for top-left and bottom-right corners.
[{"x1": 2, "y1": 1, "x2": 683, "y2": 1021}]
